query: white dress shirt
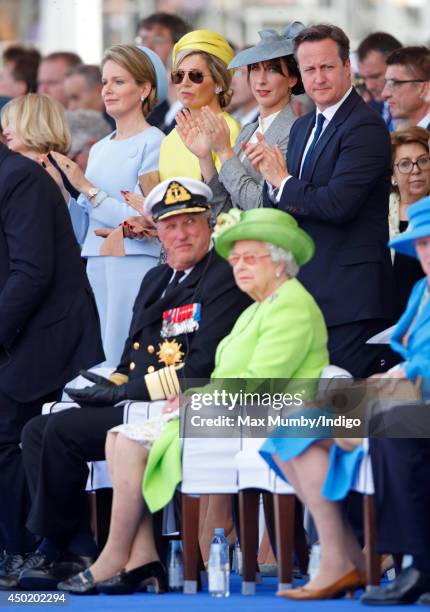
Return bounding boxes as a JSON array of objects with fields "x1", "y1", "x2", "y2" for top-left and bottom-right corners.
[
  {"x1": 270, "y1": 86, "x2": 353, "y2": 203},
  {"x1": 417, "y1": 111, "x2": 430, "y2": 129},
  {"x1": 239, "y1": 109, "x2": 281, "y2": 162}
]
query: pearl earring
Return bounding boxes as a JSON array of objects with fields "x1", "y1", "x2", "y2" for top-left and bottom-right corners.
[
  {"x1": 391, "y1": 177, "x2": 397, "y2": 186},
  {"x1": 215, "y1": 86, "x2": 222, "y2": 94},
  {"x1": 140, "y1": 95, "x2": 146, "y2": 102}
]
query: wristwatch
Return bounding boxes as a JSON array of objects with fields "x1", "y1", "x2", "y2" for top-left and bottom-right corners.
[{"x1": 87, "y1": 187, "x2": 100, "y2": 201}]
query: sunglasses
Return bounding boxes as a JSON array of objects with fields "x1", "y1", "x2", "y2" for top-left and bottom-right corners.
[{"x1": 171, "y1": 69, "x2": 212, "y2": 85}]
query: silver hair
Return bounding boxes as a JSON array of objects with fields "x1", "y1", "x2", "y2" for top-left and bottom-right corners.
[
  {"x1": 64, "y1": 109, "x2": 112, "y2": 154},
  {"x1": 265, "y1": 242, "x2": 299, "y2": 278}
]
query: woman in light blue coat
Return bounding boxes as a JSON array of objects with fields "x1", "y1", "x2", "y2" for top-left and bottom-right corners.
[{"x1": 51, "y1": 45, "x2": 167, "y2": 366}]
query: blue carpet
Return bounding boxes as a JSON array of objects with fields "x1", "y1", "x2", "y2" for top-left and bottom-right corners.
[{"x1": 3, "y1": 575, "x2": 418, "y2": 611}]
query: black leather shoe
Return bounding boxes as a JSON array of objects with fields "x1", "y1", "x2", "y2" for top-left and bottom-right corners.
[
  {"x1": 96, "y1": 560, "x2": 167, "y2": 595},
  {"x1": 58, "y1": 569, "x2": 98, "y2": 595},
  {"x1": 21, "y1": 553, "x2": 50, "y2": 572},
  {"x1": 419, "y1": 592, "x2": 430, "y2": 605},
  {"x1": 0, "y1": 554, "x2": 26, "y2": 590},
  {"x1": 361, "y1": 567, "x2": 430, "y2": 605},
  {"x1": 19, "y1": 553, "x2": 94, "y2": 591}
]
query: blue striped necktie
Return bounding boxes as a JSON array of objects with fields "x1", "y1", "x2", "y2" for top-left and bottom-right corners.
[{"x1": 300, "y1": 113, "x2": 325, "y2": 176}]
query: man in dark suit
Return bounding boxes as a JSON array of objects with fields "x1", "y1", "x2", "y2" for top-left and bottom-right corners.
[
  {"x1": 0, "y1": 144, "x2": 104, "y2": 588},
  {"x1": 18, "y1": 178, "x2": 251, "y2": 590},
  {"x1": 356, "y1": 32, "x2": 402, "y2": 132},
  {"x1": 362, "y1": 411, "x2": 430, "y2": 605},
  {"x1": 247, "y1": 24, "x2": 398, "y2": 377}
]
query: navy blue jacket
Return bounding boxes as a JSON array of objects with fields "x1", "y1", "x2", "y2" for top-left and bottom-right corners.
[
  {"x1": 264, "y1": 88, "x2": 397, "y2": 327},
  {"x1": 0, "y1": 144, "x2": 104, "y2": 401}
]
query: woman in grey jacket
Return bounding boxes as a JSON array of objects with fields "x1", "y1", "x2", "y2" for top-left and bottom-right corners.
[{"x1": 175, "y1": 21, "x2": 306, "y2": 214}]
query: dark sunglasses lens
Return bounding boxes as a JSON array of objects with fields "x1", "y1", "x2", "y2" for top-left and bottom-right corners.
[
  {"x1": 188, "y1": 70, "x2": 204, "y2": 84},
  {"x1": 171, "y1": 71, "x2": 184, "y2": 84},
  {"x1": 171, "y1": 70, "x2": 205, "y2": 84}
]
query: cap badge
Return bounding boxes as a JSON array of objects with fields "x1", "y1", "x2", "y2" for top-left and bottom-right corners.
[{"x1": 164, "y1": 181, "x2": 192, "y2": 206}]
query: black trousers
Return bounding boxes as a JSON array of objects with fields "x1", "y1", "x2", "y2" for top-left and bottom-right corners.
[
  {"x1": 0, "y1": 388, "x2": 61, "y2": 553},
  {"x1": 22, "y1": 405, "x2": 123, "y2": 544},
  {"x1": 328, "y1": 319, "x2": 400, "y2": 378},
  {"x1": 370, "y1": 435, "x2": 430, "y2": 556}
]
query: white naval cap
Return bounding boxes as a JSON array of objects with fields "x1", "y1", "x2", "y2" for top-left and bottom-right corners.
[{"x1": 144, "y1": 177, "x2": 213, "y2": 221}]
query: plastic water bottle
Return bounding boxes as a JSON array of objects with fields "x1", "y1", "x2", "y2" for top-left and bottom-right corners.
[
  {"x1": 308, "y1": 543, "x2": 321, "y2": 580},
  {"x1": 233, "y1": 539, "x2": 242, "y2": 575},
  {"x1": 208, "y1": 527, "x2": 230, "y2": 597},
  {"x1": 167, "y1": 540, "x2": 184, "y2": 592}
]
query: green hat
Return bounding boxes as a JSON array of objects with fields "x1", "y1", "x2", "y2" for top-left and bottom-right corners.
[{"x1": 214, "y1": 208, "x2": 315, "y2": 266}]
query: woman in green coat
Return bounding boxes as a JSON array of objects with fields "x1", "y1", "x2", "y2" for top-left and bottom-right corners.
[{"x1": 60, "y1": 206, "x2": 329, "y2": 595}]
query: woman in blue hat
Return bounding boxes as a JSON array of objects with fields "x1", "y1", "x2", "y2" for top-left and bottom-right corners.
[
  {"x1": 259, "y1": 196, "x2": 430, "y2": 601},
  {"x1": 361, "y1": 198, "x2": 430, "y2": 605},
  {"x1": 387, "y1": 195, "x2": 430, "y2": 383},
  {"x1": 175, "y1": 22, "x2": 306, "y2": 213},
  {"x1": 48, "y1": 45, "x2": 168, "y2": 367}
]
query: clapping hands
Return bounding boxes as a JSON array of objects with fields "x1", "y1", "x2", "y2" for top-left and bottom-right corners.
[
  {"x1": 199, "y1": 107, "x2": 232, "y2": 158},
  {"x1": 243, "y1": 132, "x2": 289, "y2": 188},
  {"x1": 175, "y1": 107, "x2": 233, "y2": 161},
  {"x1": 175, "y1": 108, "x2": 211, "y2": 159}
]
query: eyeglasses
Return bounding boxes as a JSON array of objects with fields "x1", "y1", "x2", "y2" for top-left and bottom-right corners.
[
  {"x1": 395, "y1": 156, "x2": 430, "y2": 174},
  {"x1": 384, "y1": 78, "x2": 427, "y2": 90},
  {"x1": 228, "y1": 253, "x2": 271, "y2": 266},
  {"x1": 171, "y1": 69, "x2": 212, "y2": 85}
]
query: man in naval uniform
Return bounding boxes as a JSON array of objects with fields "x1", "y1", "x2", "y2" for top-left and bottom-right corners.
[{"x1": 18, "y1": 178, "x2": 251, "y2": 590}]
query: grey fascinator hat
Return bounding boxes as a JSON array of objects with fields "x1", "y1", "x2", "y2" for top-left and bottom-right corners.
[{"x1": 228, "y1": 21, "x2": 306, "y2": 69}]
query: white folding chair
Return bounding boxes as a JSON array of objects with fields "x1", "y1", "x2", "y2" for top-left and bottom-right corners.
[{"x1": 234, "y1": 364, "x2": 353, "y2": 594}]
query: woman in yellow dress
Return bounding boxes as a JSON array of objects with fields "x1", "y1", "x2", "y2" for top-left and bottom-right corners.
[{"x1": 158, "y1": 30, "x2": 240, "y2": 182}]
